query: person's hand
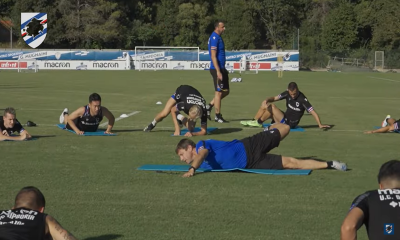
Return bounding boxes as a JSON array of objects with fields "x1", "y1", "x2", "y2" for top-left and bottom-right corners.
[
  {"x1": 182, "y1": 169, "x2": 195, "y2": 178},
  {"x1": 184, "y1": 132, "x2": 193, "y2": 137},
  {"x1": 217, "y1": 71, "x2": 222, "y2": 80},
  {"x1": 76, "y1": 131, "x2": 84, "y2": 135},
  {"x1": 319, "y1": 125, "x2": 331, "y2": 129},
  {"x1": 364, "y1": 130, "x2": 374, "y2": 134},
  {"x1": 104, "y1": 130, "x2": 113, "y2": 134},
  {"x1": 2, "y1": 130, "x2": 9, "y2": 136},
  {"x1": 174, "y1": 130, "x2": 181, "y2": 136}
]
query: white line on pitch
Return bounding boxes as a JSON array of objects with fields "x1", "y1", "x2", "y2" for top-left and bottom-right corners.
[
  {"x1": 368, "y1": 76, "x2": 400, "y2": 83},
  {"x1": 99, "y1": 111, "x2": 140, "y2": 127}
]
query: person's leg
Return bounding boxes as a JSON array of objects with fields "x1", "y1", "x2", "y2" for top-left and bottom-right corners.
[
  {"x1": 210, "y1": 69, "x2": 230, "y2": 123},
  {"x1": 144, "y1": 97, "x2": 176, "y2": 132},
  {"x1": 282, "y1": 156, "x2": 347, "y2": 171},
  {"x1": 269, "y1": 104, "x2": 285, "y2": 123}
]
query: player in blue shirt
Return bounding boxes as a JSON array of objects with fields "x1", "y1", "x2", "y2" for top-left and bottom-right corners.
[
  {"x1": 206, "y1": 20, "x2": 229, "y2": 123},
  {"x1": 175, "y1": 123, "x2": 347, "y2": 177}
]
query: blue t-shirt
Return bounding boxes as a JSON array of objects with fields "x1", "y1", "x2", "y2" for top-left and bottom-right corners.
[
  {"x1": 195, "y1": 139, "x2": 247, "y2": 170},
  {"x1": 208, "y1": 32, "x2": 226, "y2": 70}
]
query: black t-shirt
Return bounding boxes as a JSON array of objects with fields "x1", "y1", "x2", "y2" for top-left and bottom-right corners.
[
  {"x1": 349, "y1": 188, "x2": 400, "y2": 239},
  {"x1": 173, "y1": 85, "x2": 207, "y2": 125},
  {"x1": 0, "y1": 119, "x2": 25, "y2": 135},
  {"x1": 76, "y1": 105, "x2": 104, "y2": 131},
  {"x1": 0, "y1": 207, "x2": 47, "y2": 240},
  {"x1": 277, "y1": 90, "x2": 313, "y2": 122}
]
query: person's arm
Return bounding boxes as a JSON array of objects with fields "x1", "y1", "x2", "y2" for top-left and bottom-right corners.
[
  {"x1": 191, "y1": 115, "x2": 207, "y2": 136},
  {"x1": 267, "y1": 91, "x2": 287, "y2": 104},
  {"x1": 309, "y1": 110, "x2": 330, "y2": 128},
  {"x1": 191, "y1": 124, "x2": 207, "y2": 136},
  {"x1": 46, "y1": 215, "x2": 78, "y2": 240},
  {"x1": 15, "y1": 121, "x2": 31, "y2": 139},
  {"x1": 365, "y1": 125, "x2": 395, "y2": 134},
  {"x1": 66, "y1": 107, "x2": 85, "y2": 135},
  {"x1": 210, "y1": 36, "x2": 222, "y2": 80},
  {"x1": 170, "y1": 109, "x2": 181, "y2": 136},
  {"x1": 341, "y1": 192, "x2": 369, "y2": 240},
  {"x1": 101, "y1": 107, "x2": 115, "y2": 134},
  {"x1": 182, "y1": 148, "x2": 209, "y2": 178},
  {"x1": 340, "y1": 207, "x2": 364, "y2": 240},
  {"x1": 0, "y1": 133, "x2": 26, "y2": 141}
]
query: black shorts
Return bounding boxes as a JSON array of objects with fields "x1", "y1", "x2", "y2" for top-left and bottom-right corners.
[
  {"x1": 281, "y1": 115, "x2": 300, "y2": 129},
  {"x1": 66, "y1": 119, "x2": 98, "y2": 132},
  {"x1": 210, "y1": 68, "x2": 229, "y2": 92},
  {"x1": 240, "y1": 129, "x2": 283, "y2": 169}
]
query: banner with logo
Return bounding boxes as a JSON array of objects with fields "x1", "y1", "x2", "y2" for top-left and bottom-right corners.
[{"x1": 0, "y1": 60, "x2": 128, "y2": 70}]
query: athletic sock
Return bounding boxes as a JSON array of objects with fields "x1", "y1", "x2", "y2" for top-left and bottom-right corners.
[
  {"x1": 151, "y1": 119, "x2": 157, "y2": 126},
  {"x1": 327, "y1": 161, "x2": 334, "y2": 169},
  {"x1": 63, "y1": 112, "x2": 68, "y2": 116},
  {"x1": 177, "y1": 114, "x2": 184, "y2": 121},
  {"x1": 216, "y1": 113, "x2": 221, "y2": 118},
  {"x1": 257, "y1": 118, "x2": 263, "y2": 124}
]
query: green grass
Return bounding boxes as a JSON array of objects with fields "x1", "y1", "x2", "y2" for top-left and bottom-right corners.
[{"x1": 0, "y1": 70, "x2": 399, "y2": 240}]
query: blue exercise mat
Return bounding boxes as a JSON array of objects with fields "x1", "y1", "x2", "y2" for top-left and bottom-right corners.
[
  {"x1": 57, "y1": 124, "x2": 117, "y2": 136},
  {"x1": 171, "y1": 127, "x2": 218, "y2": 136},
  {"x1": 374, "y1": 126, "x2": 400, "y2": 133},
  {"x1": 137, "y1": 164, "x2": 312, "y2": 175},
  {"x1": 263, "y1": 124, "x2": 305, "y2": 132}
]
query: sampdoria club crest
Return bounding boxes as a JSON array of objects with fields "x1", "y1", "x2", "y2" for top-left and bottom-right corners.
[{"x1": 21, "y1": 12, "x2": 47, "y2": 48}]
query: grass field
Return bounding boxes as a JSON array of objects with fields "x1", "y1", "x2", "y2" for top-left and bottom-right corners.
[{"x1": 0, "y1": 70, "x2": 399, "y2": 240}]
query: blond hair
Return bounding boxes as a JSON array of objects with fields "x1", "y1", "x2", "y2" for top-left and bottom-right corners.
[{"x1": 188, "y1": 105, "x2": 202, "y2": 120}]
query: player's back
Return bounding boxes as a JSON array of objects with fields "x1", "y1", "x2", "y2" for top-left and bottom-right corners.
[
  {"x1": 197, "y1": 139, "x2": 247, "y2": 170},
  {"x1": 356, "y1": 189, "x2": 400, "y2": 239},
  {"x1": 0, "y1": 208, "x2": 47, "y2": 240}
]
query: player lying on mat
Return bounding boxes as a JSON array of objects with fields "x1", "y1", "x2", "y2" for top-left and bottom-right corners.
[
  {"x1": 365, "y1": 115, "x2": 399, "y2": 134},
  {"x1": 59, "y1": 93, "x2": 115, "y2": 135},
  {"x1": 341, "y1": 160, "x2": 400, "y2": 239},
  {"x1": 0, "y1": 107, "x2": 32, "y2": 141},
  {"x1": 175, "y1": 123, "x2": 347, "y2": 177},
  {"x1": 241, "y1": 82, "x2": 330, "y2": 129},
  {"x1": 144, "y1": 85, "x2": 208, "y2": 137}
]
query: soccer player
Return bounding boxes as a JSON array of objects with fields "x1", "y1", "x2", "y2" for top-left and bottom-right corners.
[
  {"x1": 59, "y1": 93, "x2": 115, "y2": 135},
  {"x1": 341, "y1": 160, "x2": 400, "y2": 240},
  {"x1": 0, "y1": 107, "x2": 32, "y2": 141},
  {"x1": 207, "y1": 20, "x2": 229, "y2": 123},
  {"x1": 365, "y1": 115, "x2": 399, "y2": 134},
  {"x1": 144, "y1": 85, "x2": 208, "y2": 137},
  {"x1": 0, "y1": 186, "x2": 79, "y2": 240},
  {"x1": 175, "y1": 123, "x2": 347, "y2": 177},
  {"x1": 241, "y1": 82, "x2": 330, "y2": 129}
]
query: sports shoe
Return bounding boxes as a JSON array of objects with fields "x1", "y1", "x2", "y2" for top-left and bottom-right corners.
[
  {"x1": 382, "y1": 115, "x2": 391, "y2": 127},
  {"x1": 331, "y1": 161, "x2": 347, "y2": 171},
  {"x1": 206, "y1": 104, "x2": 213, "y2": 120},
  {"x1": 215, "y1": 115, "x2": 228, "y2": 123},
  {"x1": 59, "y1": 108, "x2": 68, "y2": 124},
  {"x1": 143, "y1": 123, "x2": 155, "y2": 132},
  {"x1": 240, "y1": 120, "x2": 251, "y2": 126},
  {"x1": 247, "y1": 120, "x2": 262, "y2": 127}
]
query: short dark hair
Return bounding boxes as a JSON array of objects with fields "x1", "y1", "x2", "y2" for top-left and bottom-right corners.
[
  {"x1": 175, "y1": 139, "x2": 196, "y2": 154},
  {"x1": 3, "y1": 107, "x2": 16, "y2": 117},
  {"x1": 89, "y1": 93, "x2": 101, "y2": 103},
  {"x1": 214, "y1": 20, "x2": 224, "y2": 28},
  {"x1": 14, "y1": 186, "x2": 46, "y2": 209},
  {"x1": 378, "y1": 160, "x2": 400, "y2": 183},
  {"x1": 288, "y1": 82, "x2": 298, "y2": 91}
]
